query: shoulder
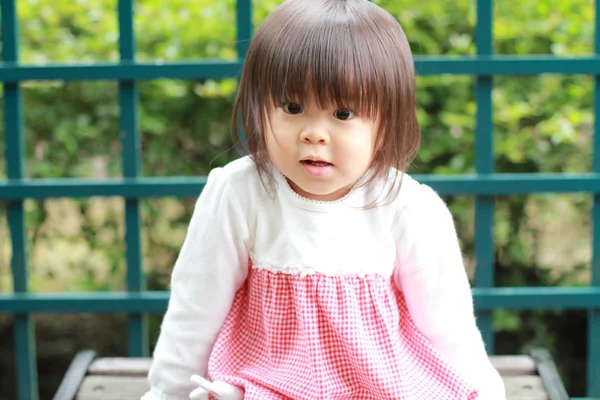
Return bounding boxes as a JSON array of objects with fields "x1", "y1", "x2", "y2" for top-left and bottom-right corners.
[
  {"x1": 202, "y1": 156, "x2": 271, "y2": 218},
  {"x1": 383, "y1": 169, "x2": 448, "y2": 212},
  {"x1": 402, "y1": 175, "x2": 449, "y2": 214},
  {"x1": 204, "y1": 155, "x2": 263, "y2": 194},
  {"x1": 220, "y1": 155, "x2": 257, "y2": 176},
  {"x1": 391, "y1": 173, "x2": 463, "y2": 272},
  {"x1": 391, "y1": 172, "x2": 455, "y2": 235},
  {"x1": 208, "y1": 155, "x2": 257, "y2": 182}
]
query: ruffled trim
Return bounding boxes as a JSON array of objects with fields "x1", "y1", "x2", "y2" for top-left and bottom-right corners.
[{"x1": 249, "y1": 254, "x2": 391, "y2": 278}]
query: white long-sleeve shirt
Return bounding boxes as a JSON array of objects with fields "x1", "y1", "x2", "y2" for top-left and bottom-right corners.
[{"x1": 143, "y1": 156, "x2": 506, "y2": 399}]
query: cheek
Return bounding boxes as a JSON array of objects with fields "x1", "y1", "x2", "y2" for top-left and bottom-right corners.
[
  {"x1": 264, "y1": 131, "x2": 279, "y2": 161},
  {"x1": 265, "y1": 128, "x2": 282, "y2": 152},
  {"x1": 264, "y1": 126, "x2": 293, "y2": 164},
  {"x1": 269, "y1": 122, "x2": 297, "y2": 151},
  {"x1": 341, "y1": 130, "x2": 377, "y2": 160}
]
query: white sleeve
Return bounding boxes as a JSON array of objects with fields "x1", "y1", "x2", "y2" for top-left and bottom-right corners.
[
  {"x1": 143, "y1": 167, "x2": 250, "y2": 400},
  {"x1": 393, "y1": 183, "x2": 506, "y2": 400}
]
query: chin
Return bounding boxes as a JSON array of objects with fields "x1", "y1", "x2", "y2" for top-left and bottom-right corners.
[{"x1": 302, "y1": 184, "x2": 349, "y2": 199}]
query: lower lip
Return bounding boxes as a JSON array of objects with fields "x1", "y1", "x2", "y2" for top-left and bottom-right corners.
[{"x1": 301, "y1": 162, "x2": 334, "y2": 178}]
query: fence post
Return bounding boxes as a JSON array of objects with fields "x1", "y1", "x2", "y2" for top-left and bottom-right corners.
[
  {"x1": 118, "y1": 0, "x2": 148, "y2": 357},
  {"x1": 474, "y1": 0, "x2": 496, "y2": 354},
  {"x1": 1, "y1": 0, "x2": 39, "y2": 398}
]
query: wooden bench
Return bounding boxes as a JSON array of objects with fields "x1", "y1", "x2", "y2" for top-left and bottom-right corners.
[{"x1": 53, "y1": 348, "x2": 569, "y2": 400}]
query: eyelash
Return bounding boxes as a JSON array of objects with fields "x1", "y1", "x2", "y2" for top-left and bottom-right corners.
[{"x1": 280, "y1": 102, "x2": 356, "y2": 121}]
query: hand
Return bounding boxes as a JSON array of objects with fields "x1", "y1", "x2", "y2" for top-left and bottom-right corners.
[{"x1": 189, "y1": 375, "x2": 244, "y2": 400}]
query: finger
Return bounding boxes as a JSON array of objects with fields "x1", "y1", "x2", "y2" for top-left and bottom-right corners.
[
  {"x1": 189, "y1": 387, "x2": 208, "y2": 400},
  {"x1": 191, "y1": 374, "x2": 214, "y2": 392}
]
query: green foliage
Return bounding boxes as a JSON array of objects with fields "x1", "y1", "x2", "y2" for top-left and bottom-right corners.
[{"x1": 0, "y1": 0, "x2": 595, "y2": 397}]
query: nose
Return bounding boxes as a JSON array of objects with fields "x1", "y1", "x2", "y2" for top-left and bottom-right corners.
[{"x1": 300, "y1": 123, "x2": 330, "y2": 145}]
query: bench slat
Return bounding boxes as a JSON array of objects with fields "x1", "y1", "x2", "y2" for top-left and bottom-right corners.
[
  {"x1": 88, "y1": 357, "x2": 151, "y2": 377},
  {"x1": 75, "y1": 375, "x2": 546, "y2": 400},
  {"x1": 77, "y1": 376, "x2": 149, "y2": 400},
  {"x1": 503, "y1": 376, "x2": 548, "y2": 400},
  {"x1": 489, "y1": 356, "x2": 538, "y2": 376},
  {"x1": 87, "y1": 355, "x2": 537, "y2": 377}
]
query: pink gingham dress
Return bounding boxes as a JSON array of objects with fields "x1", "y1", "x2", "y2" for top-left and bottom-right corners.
[{"x1": 207, "y1": 263, "x2": 479, "y2": 399}]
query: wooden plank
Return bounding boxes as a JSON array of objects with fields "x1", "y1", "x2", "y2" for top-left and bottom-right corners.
[
  {"x1": 86, "y1": 355, "x2": 537, "y2": 377},
  {"x1": 76, "y1": 376, "x2": 149, "y2": 400},
  {"x1": 77, "y1": 375, "x2": 548, "y2": 399},
  {"x1": 503, "y1": 376, "x2": 548, "y2": 400},
  {"x1": 88, "y1": 357, "x2": 151, "y2": 377},
  {"x1": 491, "y1": 356, "x2": 538, "y2": 376}
]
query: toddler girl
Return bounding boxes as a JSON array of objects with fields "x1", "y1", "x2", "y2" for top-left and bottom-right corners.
[{"x1": 143, "y1": 0, "x2": 506, "y2": 398}]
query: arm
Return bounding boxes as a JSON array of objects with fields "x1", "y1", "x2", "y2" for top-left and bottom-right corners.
[
  {"x1": 393, "y1": 183, "x2": 506, "y2": 400},
  {"x1": 143, "y1": 167, "x2": 250, "y2": 400}
]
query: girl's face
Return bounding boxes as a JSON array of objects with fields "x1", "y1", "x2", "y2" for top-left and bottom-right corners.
[{"x1": 265, "y1": 97, "x2": 378, "y2": 201}]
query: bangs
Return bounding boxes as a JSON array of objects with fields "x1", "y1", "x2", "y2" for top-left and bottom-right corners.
[
  {"x1": 267, "y1": 27, "x2": 378, "y2": 118},
  {"x1": 250, "y1": 0, "x2": 409, "y2": 119}
]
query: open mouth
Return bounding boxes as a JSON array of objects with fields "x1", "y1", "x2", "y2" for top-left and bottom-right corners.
[
  {"x1": 299, "y1": 158, "x2": 334, "y2": 178},
  {"x1": 300, "y1": 160, "x2": 333, "y2": 167}
]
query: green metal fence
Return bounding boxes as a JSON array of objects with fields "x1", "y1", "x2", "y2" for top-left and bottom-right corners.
[{"x1": 0, "y1": 0, "x2": 599, "y2": 399}]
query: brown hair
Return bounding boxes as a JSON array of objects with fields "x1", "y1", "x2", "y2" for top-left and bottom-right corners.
[{"x1": 232, "y1": 0, "x2": 420, "y2": 201}]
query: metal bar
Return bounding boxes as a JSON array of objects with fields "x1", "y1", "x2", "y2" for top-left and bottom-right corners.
[
  {"x1": 1, "y1": 0, "x2": 39, "y2": 398},
  {"x1": 590, "y1": 0, "x2": 600, "y2": 395},
  {"x1": 118, "y1": 0, "x2": 147, "y2": 358},
  {"x1": 3, "y1": 173, "x2": 600, "y2": 199},
  {"x1": 529, "y1": 348, "x2": 570, "y2": 400},
  {"x1": 2, "y1": 287, "x2": 600, "y2": 313},
  {"x1": 236, "y1": 0, "x2": 252, "y2": 58},
  {"x1": 52, "y1": 350, "x2": 98, "y2": 400},
  {"x1": 0, "y1": 61, "x2": 243, "y2": 81},
  {"x1": 474, "y1": 0, "x2": 495, "y2": 354},
  {"x1": 6, "y1": 56, "x2": 600, "y2": 82}
]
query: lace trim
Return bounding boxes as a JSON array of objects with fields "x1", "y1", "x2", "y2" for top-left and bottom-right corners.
[{"x1": 250, "y1": 254, "x2": 390, "y2": 278}]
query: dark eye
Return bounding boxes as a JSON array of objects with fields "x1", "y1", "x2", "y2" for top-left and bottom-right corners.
[
  {"x1": 334, "y1": 108, "x2": 354, "y2": 120},
  {"x1": 282, "y1": 102, "x2": 303, "y2": 115}
]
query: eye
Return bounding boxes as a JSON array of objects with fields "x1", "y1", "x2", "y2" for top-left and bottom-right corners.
[
  {"x1": 333, "y1": 108, "x2": 354, "y2": 121},
  {"x1": 282, "y1": 102, "x2": 303, "y2": 115}
]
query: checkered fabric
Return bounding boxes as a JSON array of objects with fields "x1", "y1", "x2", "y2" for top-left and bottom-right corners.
[{"x1": 207, "y1": 266, "x2": 478, "y2": 400}]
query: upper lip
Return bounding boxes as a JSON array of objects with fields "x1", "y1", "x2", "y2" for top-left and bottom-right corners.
[{"x1": 301, "y1": 156, "x2": 332, "y2": 164}]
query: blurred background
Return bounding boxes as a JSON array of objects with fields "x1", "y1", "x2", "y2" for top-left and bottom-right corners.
[{"x1": 0, "y1": 0, "x2": 594, "y2": 398}]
